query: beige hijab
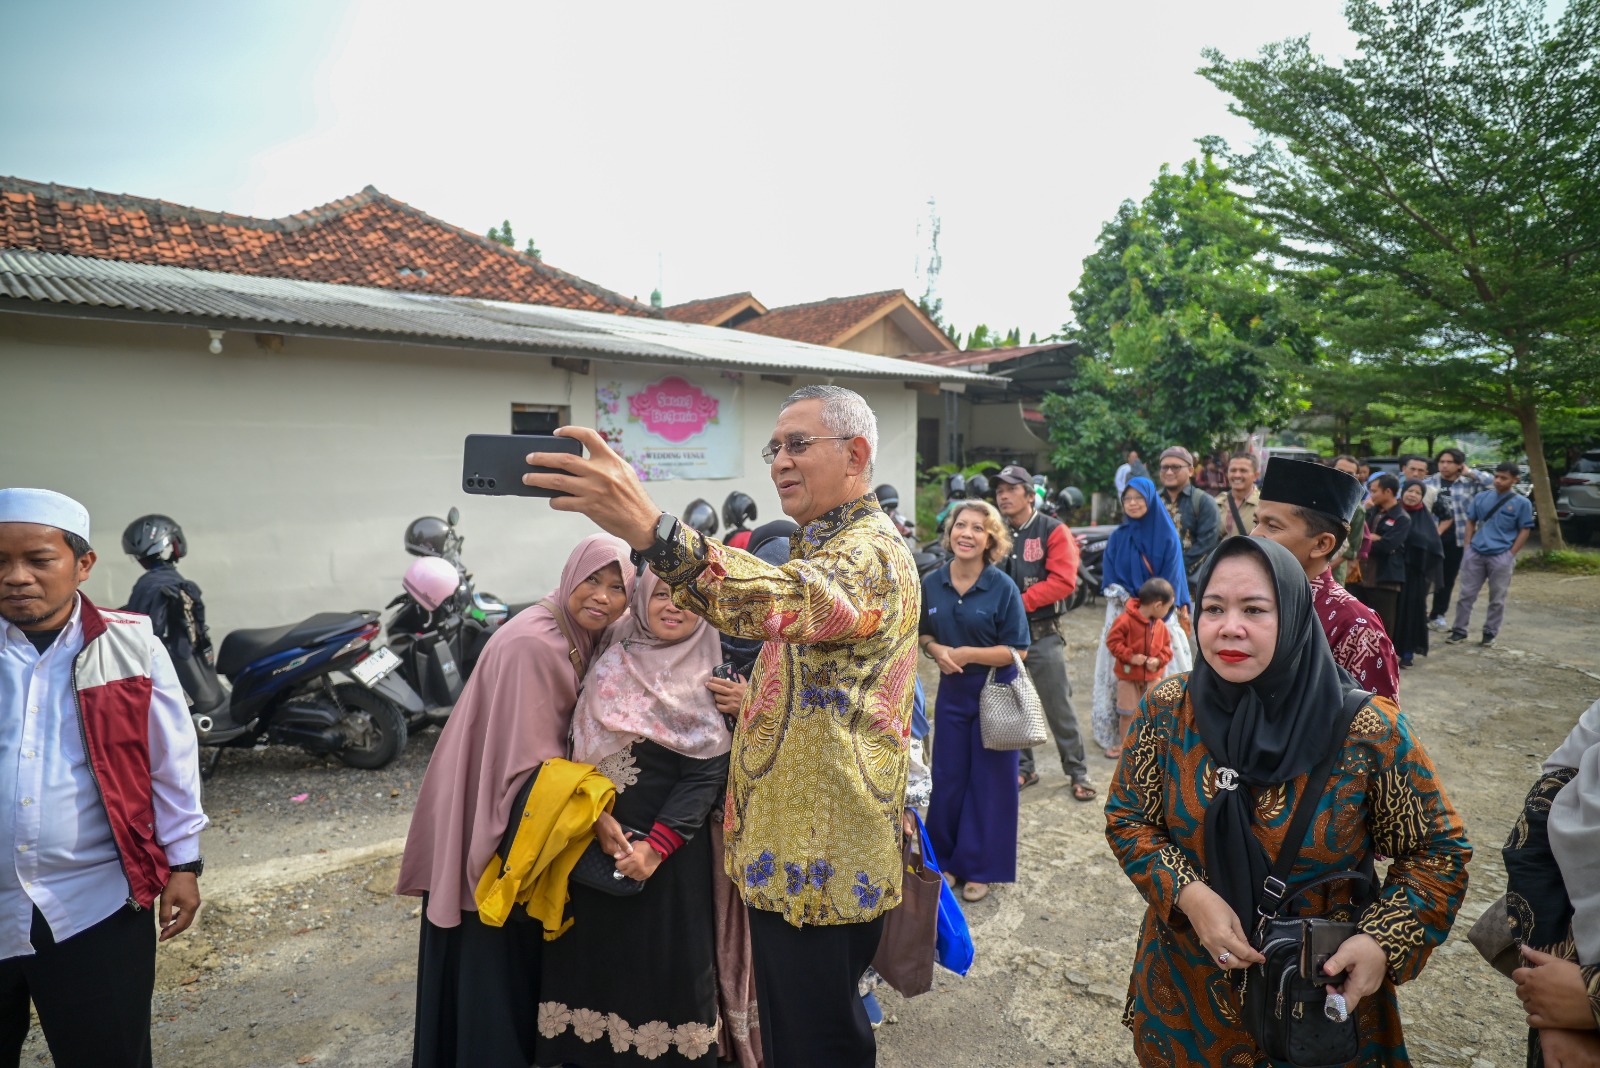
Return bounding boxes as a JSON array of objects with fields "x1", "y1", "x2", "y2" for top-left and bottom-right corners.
[{"x1": 396, "y1": 533, "x2": 633, "y2": 927}]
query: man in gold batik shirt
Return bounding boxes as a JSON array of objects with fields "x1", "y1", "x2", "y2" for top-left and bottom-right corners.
[{"x1": 524, "y1": 385, "x2": 916, "y2": 1068}]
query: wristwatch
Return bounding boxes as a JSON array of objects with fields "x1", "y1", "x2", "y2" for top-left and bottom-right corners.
[
  {"x1": 631, "y1": 512, "x2": 683, "y2": 569},
  {"x1": 170, "y1": 857, "x2": 204, "y2": 877}
]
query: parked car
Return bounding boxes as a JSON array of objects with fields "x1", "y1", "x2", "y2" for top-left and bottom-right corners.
[
  {"x1": 1362, "y1": 456, "x2": 1403, "y2": 476},
  {"x1": 1556, "y1": 450, "x2": 1600, "y2": 545}
]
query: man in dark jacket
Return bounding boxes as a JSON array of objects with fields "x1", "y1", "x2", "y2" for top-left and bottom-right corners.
[
  {"x1": 1356, "y1": 472, "x2": 1411, "y2": 637},
  {"x1": 1157, "y1": 446, "x2": 1221, "y2": 583},
  {"x1": 993, "y1": 466, "x2": 1095, "y2": 801}
]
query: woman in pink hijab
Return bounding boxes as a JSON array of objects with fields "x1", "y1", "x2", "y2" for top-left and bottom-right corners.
[
  {"x1": 536, "y1": 569, "x2": 732, "y2": 1067},
  {"x1": 400, "y1": 533, "x2": 632, "y2": 1068}
]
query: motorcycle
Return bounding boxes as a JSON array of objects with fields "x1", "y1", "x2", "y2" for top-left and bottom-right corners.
[
  {"x1": 181, "y1": 609, "x2": 419, "y2": 779},
  {"x1": 387, "y1": 508, "x2": 510, "y2": 728}
]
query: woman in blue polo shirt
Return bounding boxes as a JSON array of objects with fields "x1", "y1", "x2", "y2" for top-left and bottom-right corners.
[{"x1": 919, "y1": 500, "x2": 1031, "y2": 903}]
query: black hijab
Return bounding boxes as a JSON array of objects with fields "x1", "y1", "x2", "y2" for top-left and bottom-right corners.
[
  {"x1": 1401, "y1": 480, "x2": 1444, "y2": 557},
  {"x1": 1190, "y1": 536, "x2": 1356, "y2": 932}
]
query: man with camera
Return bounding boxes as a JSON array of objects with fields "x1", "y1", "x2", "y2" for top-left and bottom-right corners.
[
  {"x1": 524, "y1": 385, "x2": 915, "y2": 1068},
  {"x1": 992, "y1": 466, "x2": 1094, "y2": 801}
]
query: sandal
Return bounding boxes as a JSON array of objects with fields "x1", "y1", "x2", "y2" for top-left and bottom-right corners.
[
  {"x1": 1103, "y1": 746, "x2": 1122, "y2": 760},
  {"x1": 961, "y1": 882, "x2": 990, "y2": 902},
  {"x1": 1071, "y1": 780, "x2": 1097, "y2": 802},
  {"x1": 1018, "y1": 770, "x2": 1040, "y2": 791}
]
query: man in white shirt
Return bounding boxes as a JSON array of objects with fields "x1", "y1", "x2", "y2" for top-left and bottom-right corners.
[{"x1": 0, "y1": 488, "x2": 208, "y2": 1068}]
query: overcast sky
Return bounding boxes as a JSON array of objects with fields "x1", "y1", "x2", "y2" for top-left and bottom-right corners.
[{"x1": 3, "y1": 0, "x2": 1356, "y2": 341}]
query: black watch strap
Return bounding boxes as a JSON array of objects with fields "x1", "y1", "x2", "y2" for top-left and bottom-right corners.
[
  {"x1": 170, "y1": 858, "x2": 204, "y2": 877},
  {"x1": 632, "y1": 513, "x2": 683, "y2": 569}
]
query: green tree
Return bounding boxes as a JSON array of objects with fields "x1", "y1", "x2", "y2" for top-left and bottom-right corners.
[
  {"x1": 486, "y1": 220, "x2": 540, "y2": 258},
  {"x1": 1040, "y1": 355, "x2": 1149, "y2": 490},
  {"x1": 962, "y1": 324, "x2": 1024, "y2": 350},
  {"x1": 1201, "y1": 0, "x2": 1600, "y2": 548},
  {"x1": 1055, "y1": 152, "x2": 1317, "y2": 469}
]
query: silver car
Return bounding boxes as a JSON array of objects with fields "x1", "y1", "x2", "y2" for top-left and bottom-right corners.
[{"x1": 1556, "y1": 450, "x2": 1600, "y2": 544}]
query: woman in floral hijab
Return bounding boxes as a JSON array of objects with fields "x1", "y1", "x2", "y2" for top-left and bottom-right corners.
[{"x1": 536, "y1": 569, "x2": 732, "y2": 1066}]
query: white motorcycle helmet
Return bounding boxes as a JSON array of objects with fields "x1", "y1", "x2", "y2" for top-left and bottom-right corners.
[{"x1": 403, "y1": 556, "x2": 460, "y2": 611}]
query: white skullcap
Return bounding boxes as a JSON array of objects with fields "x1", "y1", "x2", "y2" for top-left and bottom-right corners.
[{"x1": 0, "y1": 488, "x2": 92, "y2": 542}]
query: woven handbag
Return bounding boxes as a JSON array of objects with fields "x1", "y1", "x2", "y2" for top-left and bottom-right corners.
[{"x1": 978, "y1": 650, "x2": 1048, "y2": 751}]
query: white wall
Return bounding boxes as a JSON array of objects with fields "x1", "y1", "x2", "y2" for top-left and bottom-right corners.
[{"x1": 0, "y1": 315, "x2": 916, "y2": 636}]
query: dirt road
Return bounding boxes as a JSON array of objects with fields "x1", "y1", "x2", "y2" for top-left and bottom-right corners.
[{"x1": 30, "y1": 571, "x2": 1596, "y2": 1067}]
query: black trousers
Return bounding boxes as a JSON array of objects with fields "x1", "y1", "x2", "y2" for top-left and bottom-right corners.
[
  {"x1": 412, "y1": 899, "x2": 544, "y2": 1068},
  {"x1": 0, "y1": 904, "x2": 154, "y2": 1068},
  {"x1": 1432, "y1": 539, "x2": 1465, "y2": 620},
  {"x1": 746, "y1": 906, "x2": 884, "y2": 1068},
  {"x1": 1361, "y1": 584, "x2": 1402, "y2": 639}
]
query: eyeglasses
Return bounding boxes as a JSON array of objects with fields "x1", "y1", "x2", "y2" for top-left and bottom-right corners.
[
  {"x1": 761, "y1": 435, "x2": 852, "y2": 464},
  {"x1": 1158, "y1": 463, "x2": 1189, "y2": 472}
]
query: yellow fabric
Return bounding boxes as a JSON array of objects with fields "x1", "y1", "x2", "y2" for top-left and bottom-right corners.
[
  {"x1": 473, "y1": 758, "x2": 616, "y2": 939},
  {"x1": 655, "y1": 492, "x2": 916, "y2": 927}
]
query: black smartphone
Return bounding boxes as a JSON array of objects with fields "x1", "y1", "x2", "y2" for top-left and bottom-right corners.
[
  {"x1": 1301, "y1": 919, "x2": 1356, "y2": 985},
  {"x1": 462, "y1": 434, "x2": 582, "y2": 498},
  {"x1": 711, "y1": 661, "x2": 741, "y2": 682}
]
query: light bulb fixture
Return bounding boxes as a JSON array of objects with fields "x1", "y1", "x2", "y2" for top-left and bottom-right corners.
[{"x1": 208, "y1": 330, "x2": 225, "y2": 355}]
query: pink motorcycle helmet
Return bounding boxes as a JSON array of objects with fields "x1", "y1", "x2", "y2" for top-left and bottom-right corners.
[{"x1": 403, "y1": 556, "x2": 459, "y2": 611}]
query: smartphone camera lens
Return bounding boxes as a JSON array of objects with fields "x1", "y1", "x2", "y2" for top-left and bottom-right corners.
[{"x1": 488, "y1": 478, "x2": 497, "y2": 488}]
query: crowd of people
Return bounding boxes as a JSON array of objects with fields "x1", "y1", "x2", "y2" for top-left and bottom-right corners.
[{"x1": 0, "y1": 405, "x2": 1594, "y2": 1068}]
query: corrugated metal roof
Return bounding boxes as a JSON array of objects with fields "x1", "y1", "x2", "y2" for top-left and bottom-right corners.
[{"x1": 0, "y1": 250, "x2": 998, "y2": 384}]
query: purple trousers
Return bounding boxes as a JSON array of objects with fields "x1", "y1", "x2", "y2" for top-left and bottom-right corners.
[{"x1": 926, "y1": 670, "x2": 1019, "y2": 884}]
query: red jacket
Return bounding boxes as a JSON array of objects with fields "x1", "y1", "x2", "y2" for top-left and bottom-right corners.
[
  {"x1": 1106, "y1": 598, "x2": 1173, "y2": 684},
  {"x1": 72, "y1": 595, "x2": 171, "y2": 906},
  {"x1": 1005, "y1": 512, "x2": 1079, "y2": 621}
]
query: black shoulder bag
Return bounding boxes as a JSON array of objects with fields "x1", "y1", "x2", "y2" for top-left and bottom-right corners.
[{"x1": 1240, "y1": 689, "x2": 1377, "y2": 1068}]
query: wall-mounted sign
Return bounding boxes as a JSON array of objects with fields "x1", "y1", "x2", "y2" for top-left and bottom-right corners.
[{"x1": 596, "y1": 372, "x2": 744, "y2": 481}]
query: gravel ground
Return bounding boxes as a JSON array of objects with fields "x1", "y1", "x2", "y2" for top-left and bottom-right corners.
[{"x1": 20, "y1": 570, "x2": 1598, "y2": 1067}]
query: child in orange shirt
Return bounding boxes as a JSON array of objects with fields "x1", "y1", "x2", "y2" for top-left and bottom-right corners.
[{"x1": 1104, "y1": 577, "x2": 1175, "y2": 756}]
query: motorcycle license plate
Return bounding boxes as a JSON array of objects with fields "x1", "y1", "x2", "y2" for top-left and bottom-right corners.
[{"x1": 352, "y1": 646, "x2": 401, "y2": 687}]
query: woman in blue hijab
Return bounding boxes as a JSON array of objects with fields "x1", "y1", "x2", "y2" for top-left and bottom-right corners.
[{"x1": 1092, "y1": 477, "x2": 1193, "y2": 757}]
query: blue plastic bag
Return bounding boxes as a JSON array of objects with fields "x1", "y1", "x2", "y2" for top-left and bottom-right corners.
[{"x1": 914, "y1": 811, "x2": 974, "y2": 976}]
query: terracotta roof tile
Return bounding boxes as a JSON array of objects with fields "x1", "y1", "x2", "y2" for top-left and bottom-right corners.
[
  {"x1": 733, "y1": 289, "x2": 905, "y2": 346},
  {"x1": 662, "y1": 291, "x2": 767, "y2": 326},
  {"x1": 0, "y1": 176, "x2": 653, "y2": 316}
]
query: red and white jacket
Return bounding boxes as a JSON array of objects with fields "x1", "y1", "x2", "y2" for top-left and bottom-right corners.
[{"x1": 72, "y1": 595, "x2": 180, "y2": 905}]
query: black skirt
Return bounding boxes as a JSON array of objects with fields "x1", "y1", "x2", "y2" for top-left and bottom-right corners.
[
  {"x1": 536, "y1": 740, "x2": 723, "y2": 1067},
  {"x1": 412, "y1": 894, "x2": 546, "y2": 1068},
  {"x1": 1395, "y1": 546, "x2": 1438, "y2": 657}
]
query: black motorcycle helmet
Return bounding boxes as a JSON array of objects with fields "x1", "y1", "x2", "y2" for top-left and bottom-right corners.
[
  {"x1": 121, "y1": 514, "x2": 186, "y2": 567},
  {"x1": 405, "y1": 516, "x2": 453, "y2": 558},
  {"x1": 683, "y1": 499, "x2": 719, "y2": 537},
  {"x1": 1057, "y1": 486, "x2": 1085, "y2": 511},
  {"x1": 722, "y1": 491, "x2": 757, "y2": 532},
  {"x1": 874, "y1": 484, "x2": 900, "y2": 511},
  {"x1": 967, "y1": 473, "x2": 992, "y2": 500},
  {"x1": 945, "y1": 474, "x2": 967, "y2": 500}
]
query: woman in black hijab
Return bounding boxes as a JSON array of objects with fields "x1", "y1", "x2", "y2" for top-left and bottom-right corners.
[
  {"x1": 1105, "y1": 536, "x2": 1472, "y2": 1066},
  {"x1": 1394, "y1": 479, "x2": 1447, "y2": 668}
]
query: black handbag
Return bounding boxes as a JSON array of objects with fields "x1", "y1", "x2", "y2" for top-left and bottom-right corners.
[
  {"x1": 569, "y1": 833, "x2": 647, "y2": 897},
  {"x1": 1238, "y1": 689, "x2": 1375, "y2": 1068}
]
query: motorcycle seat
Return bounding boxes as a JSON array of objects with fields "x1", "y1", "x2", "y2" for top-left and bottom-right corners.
[{"x1": 217, "y1": 612, "x2": 372, "y2": 677}]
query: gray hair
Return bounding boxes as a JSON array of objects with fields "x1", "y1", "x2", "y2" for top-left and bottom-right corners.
[{"x1": 780, "y1": 385, "x2": 877, "y2": 476}]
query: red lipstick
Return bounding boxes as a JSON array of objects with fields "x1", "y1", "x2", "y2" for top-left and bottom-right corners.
[{"x1": 1217, "y1": 650, "x2": 1250, "y2": 663}]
